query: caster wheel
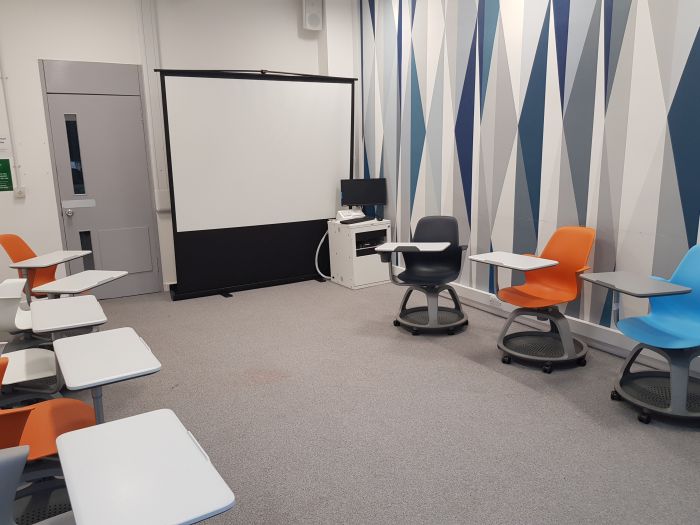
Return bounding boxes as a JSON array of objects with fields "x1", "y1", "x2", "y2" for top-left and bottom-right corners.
[
  {"x1": 501, "y1": 355, "x2": 512, "y2": 364},
  {"x1": 447, "y1": 329, "x2": 455, "y2": 336},
  {"x1": 638, "y1": 413, "x2": 651, "y2": 424},
  {"x1": 411, "y1": 329, "x2": 420, "y2": 336},
  {"x1": 610, "y1": 390, "x2": 622, "y2": 401},
  {"x1": 577, "y1": 357, "x2": 587, "y2": 367},
  {"x1": 392, "y1": 319, "x2": 401, "y2": 327},
  {"x1": 542, "y1": 363, "x2": 553, "y2": 374}
]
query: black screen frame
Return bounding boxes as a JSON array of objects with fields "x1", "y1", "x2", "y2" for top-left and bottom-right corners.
[{"x1": 158, "y1": 69, "x2": 357, "y2": 300}]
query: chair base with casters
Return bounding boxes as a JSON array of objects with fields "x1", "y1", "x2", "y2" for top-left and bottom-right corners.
[
  {"x1": 379, "y1": 216, "x2": 469, "y2": 336},
  {"x1": 610, "y1": 343, "x2": 700, "y2": 424},
  {"x1": 394, "y1": 284, "x2": 468, "y2": 335},
  {"x1": 497, "y1": 306, "x2": 588, "y2": 373},
  {"x1": 0, "y1": 446, "x2": 75, "y2": 525}
]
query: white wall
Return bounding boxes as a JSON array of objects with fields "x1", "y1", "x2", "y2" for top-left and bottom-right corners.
[
  {"x1": 0, "y1": 0, "x2": 360, "y2": 286},
  {"x1": 0, "y1": 0, "x2": 144, "y2": 281}
]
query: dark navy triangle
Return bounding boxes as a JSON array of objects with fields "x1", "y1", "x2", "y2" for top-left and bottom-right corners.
[
  {"x1": 518, "y1": 5, "x2": 549, "y2": 237},
  {"x1": 668, "y1": 30, "x2": 700, "y2": 248},
  {"x1": 478, "y1": 0, "x2": 499, "y2": 118},
  {"x1": 409, "y1": 46, "x2": 426, "y2": 213},
  {"x1": 552, "y1": 0, "x2": 570, "y2": 109},
  {"x1": 455, "y1": 32, "x2": 477, "y2": 224},
  {"x1": 603, "y1": 0, "x2": 612, "y2": 108}
]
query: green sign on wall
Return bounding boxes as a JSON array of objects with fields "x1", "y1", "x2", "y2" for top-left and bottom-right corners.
[{"x1": 0, "y1": 159, "x2": 13, "y2": 192}]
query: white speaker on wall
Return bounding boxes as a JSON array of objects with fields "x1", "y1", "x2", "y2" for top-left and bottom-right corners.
[{"x1": 303, "y1": 0, "x2": 324, "y2": 31}]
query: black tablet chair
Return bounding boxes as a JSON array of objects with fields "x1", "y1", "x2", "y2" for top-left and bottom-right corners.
[{"x1": 380, "y1": 216, "x2": 468, "y2": 335}]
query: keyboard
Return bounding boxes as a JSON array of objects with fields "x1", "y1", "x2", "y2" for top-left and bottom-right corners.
[{"x1": 339, "y1": 217, "x2": 375, "y2": 225}]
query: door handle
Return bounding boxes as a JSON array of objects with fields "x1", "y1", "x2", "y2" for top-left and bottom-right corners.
[{"x1": 64, "y1": 208, "x2": 74, "y2": 217}]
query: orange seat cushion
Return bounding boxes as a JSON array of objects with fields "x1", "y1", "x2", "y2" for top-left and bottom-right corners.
[
  {"x1": 0, "y1": 399, "x2": 96, "y2": 461},
  {"x1": 0, "y1": 358, "x2": 95, "y2": 461},
  {"x1": 498, "y1": 283, "x2": 576, "y2": 309},
  {"x1": 497, "y1": 226, "x2": 596, "y2": 309}
]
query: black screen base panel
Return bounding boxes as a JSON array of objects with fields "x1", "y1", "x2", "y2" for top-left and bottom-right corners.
[{"x1": 169, "y1": 219, "x2": 331, "y2": 301}]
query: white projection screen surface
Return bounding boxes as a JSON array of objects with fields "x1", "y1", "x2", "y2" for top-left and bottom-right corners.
[{"x1": 165, "y1": 76, "x2": 352, "y2": 232}]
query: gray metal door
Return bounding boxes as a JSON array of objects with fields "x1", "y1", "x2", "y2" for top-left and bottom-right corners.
[{"x1": 43, "y1": 61, "x2": 161, "y2": 298}]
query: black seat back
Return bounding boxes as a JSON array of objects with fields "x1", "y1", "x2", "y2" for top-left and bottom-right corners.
[{"x1": 403, "y1": 216, "x2": 462, "y2": 279}]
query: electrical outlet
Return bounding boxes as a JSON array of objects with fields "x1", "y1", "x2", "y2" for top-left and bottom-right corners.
[{"x1": 13, "y1": 185, "x2": 26, "y2": 198}]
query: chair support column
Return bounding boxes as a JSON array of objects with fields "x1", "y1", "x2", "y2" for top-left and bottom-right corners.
[{"x1": 426, "y1": 288, "x2": 439, "y2": 325}]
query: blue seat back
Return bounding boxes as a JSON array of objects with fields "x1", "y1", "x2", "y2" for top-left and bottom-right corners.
[{"x1": 650, "y1": 245, "x2": 700, "y2": 317}]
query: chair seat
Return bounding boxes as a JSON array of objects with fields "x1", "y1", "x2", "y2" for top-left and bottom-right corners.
[
  {"x1": 2, "y1": 348, "x2": 56, "y2": 386},
  {"x1": 37, "y1": 511, "x2": 75, "y2": 525},
  {"x1": 36, "y1": 510, "x2": 75, "y2": 525},
  {"x1": 397, "y1": 266, "x2": 459, "y2": 286},
  {"x1": 14, "y1": 308, "x2": 32, "y2": 331},
  {"x1": 498, "y1": 283, "x2": 576, "y2": 309},
  {"x1": 617, "y1": 314, "x2": 700, "y2": 349},
  {"x1": 2, "y1": 399, "x2": 95, "y2": 461}
]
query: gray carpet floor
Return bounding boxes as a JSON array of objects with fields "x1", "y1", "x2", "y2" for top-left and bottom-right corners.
[{"x1": 34, "y1": 282, "x2": 700, "y2": 523}]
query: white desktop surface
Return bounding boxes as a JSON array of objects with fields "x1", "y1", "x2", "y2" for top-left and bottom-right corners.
[
  {"x1": 33, "y1": 270, "x2": 128, "y2": 295},
  {"x1": 53, "y1": 327, "x2": 161, "y2": 390},
  {"x1": 1, "y1": 348, "x2": 56, "y2": 385},
  {"x1": 375, "y1": 242, "x2": 450, "y2": 252},
  {"x1": 469, "y1": 251, "x2": 558, "y2": 271},
  {"x1": 581, "y1": 271, "x2": 691, "y2": 297},
  {"x1": 0, "y1": 278, "x2": 26, "y2": 297},
  {"x1": 30, "y1": 295, "x2": 106, "y2": 334},
  {"x1": 57, "y1": 409, "x2": 235, "y2": 525},
  {"x1": 10, "y1": 250, "x2": 91, "y2": 269}
]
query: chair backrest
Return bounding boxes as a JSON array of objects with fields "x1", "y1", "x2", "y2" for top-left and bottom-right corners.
[
  {"x1": 0, "y1": 358, "x2": 33, "y2": 450},
  {"x1": 0, "y1": 235, "x2": 56, "y2": 294},
  {"x1": 526, "y1": 226, "x2": 596, "y2": 297},
  {"x1": 0, "y1": 445, "x2": 29, "y2": 525},
  {"x1": 0, "y1": 234, "x2": 35, "y2": 264},
  {"x1": 650, "y1": 245, "x2": 700, "y2": 317},
  {"x1": 0, "y1": 279, "x2": 25, "y2": 333},
  {"x1": 404, "y1": 216, "x2": 463, "y2": 274}
]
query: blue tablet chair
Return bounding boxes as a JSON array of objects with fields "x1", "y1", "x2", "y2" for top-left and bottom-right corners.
[{"x1": 612, "y1": 246, "x2": 700, "y2": 423}]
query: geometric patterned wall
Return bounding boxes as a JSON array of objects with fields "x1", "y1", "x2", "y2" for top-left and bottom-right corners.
[{"x1": 361, "y1": 0, "x2": 700, "y2": 327}]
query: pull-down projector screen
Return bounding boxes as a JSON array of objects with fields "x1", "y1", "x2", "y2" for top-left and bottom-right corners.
[{"x1": 164, "y1": 75, "x2": 352, "y2": 232}]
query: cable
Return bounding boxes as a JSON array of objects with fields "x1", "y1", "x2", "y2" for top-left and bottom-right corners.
[{"x1": 315, "y1": 231, "x2": 331, "y2": 280}]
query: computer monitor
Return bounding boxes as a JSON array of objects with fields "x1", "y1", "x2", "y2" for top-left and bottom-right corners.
[{"x1": 340, "y1": 178, "x2": 387, "y2": 207}]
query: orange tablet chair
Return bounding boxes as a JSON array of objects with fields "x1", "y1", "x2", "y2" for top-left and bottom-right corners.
[
  {"x1": 497, "y1": 227, "x2": 595, "y2": 373},
  {"x1": 0, "y1": 234, "x2": 57, "y2": 298},
  {"x1": 0, "y1": 358, "x2": 95, "y2": 462}
]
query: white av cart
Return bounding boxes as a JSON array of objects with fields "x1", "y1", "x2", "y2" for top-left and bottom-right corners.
[{"x1": 328, "y1": 219, "x2": 391, "y2": 289}]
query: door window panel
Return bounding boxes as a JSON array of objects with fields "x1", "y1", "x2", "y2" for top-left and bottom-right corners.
[
  {"x1": 79, "y1": 230, "x2": 95, "y2": 270},
  {"x1": 64, "y1": 114, "x2": 86, "y2": 194}
]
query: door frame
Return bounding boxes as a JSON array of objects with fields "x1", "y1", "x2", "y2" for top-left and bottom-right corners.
[{"x1": 39, "y1": 59, "x2": 163, "y2": 289}]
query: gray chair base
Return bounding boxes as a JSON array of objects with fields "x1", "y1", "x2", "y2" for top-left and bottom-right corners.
[
  {"x1": 394, "y1": 284, "x2": 467, "y2": 334},
  {"x1": 497, "y1": 306, "x2": 588, "y2": 373},
  {"x1": 611, "y1": 343, "x2": 700, "y2": 423}
]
